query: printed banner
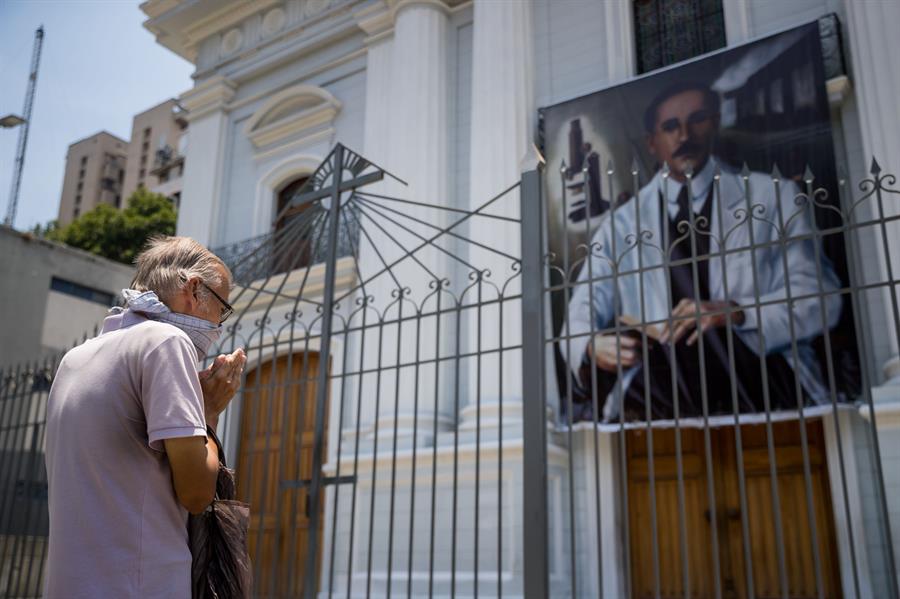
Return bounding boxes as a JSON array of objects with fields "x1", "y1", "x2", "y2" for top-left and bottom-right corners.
[{"x1": 539, "y1": 20, "x2": 859, "y2": 427}]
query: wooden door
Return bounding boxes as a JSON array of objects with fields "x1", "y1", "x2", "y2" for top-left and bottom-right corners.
[
  {"x1": 719, "y1": 422, "x2": 841, "y2": 598},
  {"x1": 237, "y1": 353, "x2": 327, "y2": 598},
  {"x1": 627, "y1": 427, "x2": 717, "y2": 598},
  {"x1": 627, "y1": 421, "x2": 841, "y2": 598}
]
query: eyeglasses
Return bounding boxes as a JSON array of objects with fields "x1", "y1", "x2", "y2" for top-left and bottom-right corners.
[{"x1": 199, "y1": 281, "x2": 234, "y2": 325}]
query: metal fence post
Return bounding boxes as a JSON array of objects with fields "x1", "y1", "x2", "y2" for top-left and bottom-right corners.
[
  {"x1": 520, "y1": 168, "x2": 549, "y2": 599},
  {"x1": 303, "y1": 144, "x2": 345, "y2": 599}
]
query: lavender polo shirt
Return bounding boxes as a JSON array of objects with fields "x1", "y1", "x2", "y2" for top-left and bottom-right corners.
[{"x1": 44, "y1": 310, "x2": 207, "y2": 598}]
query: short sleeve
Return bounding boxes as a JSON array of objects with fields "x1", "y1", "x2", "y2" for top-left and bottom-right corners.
[{"x1": 142, "y1": 335, "x2": 207, "y2": 452}]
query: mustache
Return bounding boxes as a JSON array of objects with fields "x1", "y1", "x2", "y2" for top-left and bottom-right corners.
[{"x1": 672, "y1": 141, "x2": 704, "y2": 158}]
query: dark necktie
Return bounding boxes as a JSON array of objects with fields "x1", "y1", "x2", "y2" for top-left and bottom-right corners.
[
  {"x1": 673, "y1": 184, "x2": 692, "y2": 224},
  {"x1": 667, "y1": 184, "x2": 711, "y2": 302}
]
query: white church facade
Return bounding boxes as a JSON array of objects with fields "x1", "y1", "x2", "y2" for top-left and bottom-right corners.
[{"x1": 141, "y1": 0, "x2": 900, "y2": 597}]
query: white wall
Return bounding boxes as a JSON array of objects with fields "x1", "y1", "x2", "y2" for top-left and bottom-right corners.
[{"x1": 533, "y1": 0, "x2": 610, "y2": 109}]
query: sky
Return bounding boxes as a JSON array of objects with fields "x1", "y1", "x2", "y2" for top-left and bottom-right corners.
[{"x1": 0, "y1": 0, "x2": 194, "y2": 231}]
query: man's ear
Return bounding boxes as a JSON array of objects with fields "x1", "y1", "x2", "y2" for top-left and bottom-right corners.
[{"x1": 186, "y1": 277, "x2": 201, "y2": 308}]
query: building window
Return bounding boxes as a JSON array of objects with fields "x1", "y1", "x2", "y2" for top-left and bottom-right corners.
[
  {"x1": 115, "y1": 194, "x2": 122, "y2": 208},
  {"x1": 50, "y1": 277, "x2": 115, "y2": 306},
  {"x1": 139, "y1": 168, "x2": 145, "y2": 179},
  {"x1": 75, "y1": 194, "x2": 81, "y2": 205},
  {"x1": 77, "y1": 181, "x2": 83, "y2": 191},
  {"x1": 633, "y1": 0, "x2": 726, "y2": 74},
  {"x1": 73, "y1": 207, "x2": 80, "y2": 218},
  {"x1": 78, "y1": 169, "x2": 85, "y2": 180},
  {"x1": 80, "y1": 156, "x2": 87, "y2": 166},
  {"x1": 143, "y1": 127, "x2": 151, "y2": 139}
]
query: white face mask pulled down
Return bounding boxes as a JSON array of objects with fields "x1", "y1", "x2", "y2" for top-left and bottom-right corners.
[{"x1": 113, "y1": 289, "x2": 224, "y2": 361}]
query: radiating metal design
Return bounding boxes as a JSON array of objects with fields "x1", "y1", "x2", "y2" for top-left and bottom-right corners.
[{"x1": 0, "y1": 146, "x2": 897, "y2": 598}]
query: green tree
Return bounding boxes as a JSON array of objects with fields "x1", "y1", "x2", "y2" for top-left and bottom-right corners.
[{"x1": 45, "y1": 189, "x2": 177, "y2": 264}]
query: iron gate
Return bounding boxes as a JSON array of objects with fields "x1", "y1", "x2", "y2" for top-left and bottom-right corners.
[
  {"x1": 0, "y1": 144, "x2": 899, "y2": 598},
  {"x1": 211, "y1": 144, "x2": 531, "y2": 598}
]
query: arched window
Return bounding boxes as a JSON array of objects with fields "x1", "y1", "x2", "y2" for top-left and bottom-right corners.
[{"x1": 273, "y1": 176, "x2": 311, "y2": 274}]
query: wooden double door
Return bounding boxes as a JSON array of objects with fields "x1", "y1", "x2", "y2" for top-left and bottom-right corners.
[
  {"x1": 627, "y1": 420, "x2": 841, "y2": 598},
  {"x1": 237, "y1": 353, "x2": 327, "y2": 598}
]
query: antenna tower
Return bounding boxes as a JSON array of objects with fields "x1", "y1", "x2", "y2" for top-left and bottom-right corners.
[{"x1": 4, "y1": 26, "x2": 44, "y2": 227}]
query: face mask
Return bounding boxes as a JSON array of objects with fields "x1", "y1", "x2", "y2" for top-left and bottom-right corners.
[{"x1": 118, "y1": 289, "x2": 224, "y2": 361}]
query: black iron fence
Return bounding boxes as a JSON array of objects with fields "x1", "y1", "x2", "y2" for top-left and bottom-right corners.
[{"x1": 0, "y1": 145, "x2": 898, "y2": 598}]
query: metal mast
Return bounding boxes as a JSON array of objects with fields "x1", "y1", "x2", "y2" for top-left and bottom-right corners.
[{"x1": 4, "y1": 26, "x2": 44, "y2": 227}]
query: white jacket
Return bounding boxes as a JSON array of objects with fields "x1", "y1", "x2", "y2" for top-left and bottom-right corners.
[{"x1": 561, "y1": 158, "x2": 842, "y2": 414}]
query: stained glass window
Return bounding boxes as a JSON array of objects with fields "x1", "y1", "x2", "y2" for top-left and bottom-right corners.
[{"x1": 633, "y1": 0, "x2": 727, "y2": 74}]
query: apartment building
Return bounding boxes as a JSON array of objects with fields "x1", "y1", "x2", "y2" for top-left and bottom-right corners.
[
  {"x1": 121, "y1": 98, "x2": 188, "y2": 206},
  {"x1": 55, "y1": 131, "x2": 127, "y2": 226}
]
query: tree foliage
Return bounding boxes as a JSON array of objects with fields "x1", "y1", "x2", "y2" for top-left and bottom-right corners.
[{"x1": 44, "y1": 188, "x2": 177, "y2": 264}]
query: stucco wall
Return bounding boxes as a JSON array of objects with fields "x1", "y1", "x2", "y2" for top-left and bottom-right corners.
[{"x1": 0, "y1": 227, "x2": 134, "y2": 369}]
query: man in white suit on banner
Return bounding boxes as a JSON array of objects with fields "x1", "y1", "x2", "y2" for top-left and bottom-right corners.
[{"x1": 562, "y1": 81, "x2": 842, "y2": 422}]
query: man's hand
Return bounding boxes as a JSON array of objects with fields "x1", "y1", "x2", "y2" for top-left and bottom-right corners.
[
  {"x1": 199, "y1": 348, "x2": 246, "y2": 428},
  {"x1": 659, "y1": 299, "x2": 745, "y2": 346},
  {"x1": 589, "y1": 333, "x2": 642, "y2": 372}
]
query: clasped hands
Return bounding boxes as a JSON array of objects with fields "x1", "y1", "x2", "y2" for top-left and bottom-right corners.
[
  {"x1": 199, "y1": 348, "x2": 247, "y2": 428},
  {"x1": 589, "y1": 300, "x2": 745, "y2": 373}
]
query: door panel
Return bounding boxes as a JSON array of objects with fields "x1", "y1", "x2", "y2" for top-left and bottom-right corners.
[
  {"x1": 722, "y1": 422, "x2": 841, "y2": 599},
  {"x1": 627, "y1": 421, "x2": 841, "y2": 599},
  {"x1": 627, "y1": 428, "x2": 715, "y2": 598},
  {"x1": 237, "y1": 353, "x2": 326, "y2": 598}
]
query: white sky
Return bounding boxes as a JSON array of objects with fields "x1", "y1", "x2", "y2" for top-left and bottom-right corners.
[{"x1": 0, "y1": 0, "x2": 194, "y2": 230}]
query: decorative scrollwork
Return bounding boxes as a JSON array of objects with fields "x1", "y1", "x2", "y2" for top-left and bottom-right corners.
[{"x1": 355, "y1": 294, "x2": 375, "y2": 306}]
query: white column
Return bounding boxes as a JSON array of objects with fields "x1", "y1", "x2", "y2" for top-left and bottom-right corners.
[
  {"x1": 352, "y1": 0, "x2": 452, "y2": 447},
  {"x1": 460, "y1": 0, "x2": 535, "y2": 434},
  {"x1": 844, "y1": 0, "x2": 900, "y2": 584},
  {"x1": 177, "y1": 75, "x2": 235, "y2": 246},
  {"x1": 845, "y1": 0, "x2": 900, "y2": 383},
  {"x1": 353, "y1": 1, "x2": 395, "y2": 434}
]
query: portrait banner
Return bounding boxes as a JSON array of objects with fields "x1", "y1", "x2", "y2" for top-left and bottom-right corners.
[{"x1": 539, "y1": 18, "x2": 859, "y2": 428}]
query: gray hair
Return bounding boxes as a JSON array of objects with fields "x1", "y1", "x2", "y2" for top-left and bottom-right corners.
[{"x1": 131, "y1": 236, "x2": 232, "y2": 304}]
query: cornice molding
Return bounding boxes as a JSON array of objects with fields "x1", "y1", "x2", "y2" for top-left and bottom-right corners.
[
  {"x1": 180, "y1": 75, "x2": 237, "y2": 120},
  {"x1": 139, "y1": 0, "x2": 179, "y2": 20},
  {"x1": 391, "y1": 0, "x2": 451, "y2": 20},
  {"x1": 183, "y1": 0, "x2": 280, "y2": 51},
  {"x1": 143, "y1": 0, "x2": 356, "y2": 65},
  {"x1": 353, "y1": 0, "x2": 393, "y2": 44}
]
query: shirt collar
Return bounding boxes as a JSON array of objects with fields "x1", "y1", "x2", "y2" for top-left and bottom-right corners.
[{"x1": 659, "y1": 156, "x2": 718, "y2": 215}]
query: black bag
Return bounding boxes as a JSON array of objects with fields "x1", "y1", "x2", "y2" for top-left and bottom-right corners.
[{"x1": 188, "y1": 427, "x2": 252, "y2": 599}]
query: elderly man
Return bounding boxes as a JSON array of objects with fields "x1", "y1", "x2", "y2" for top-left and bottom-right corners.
[
  {"x1": 44, "y1": 236, "x2": 247, "y2": 598},
  {"x1": 563, "y1": 81, "x2": 842, "y2": 422}
]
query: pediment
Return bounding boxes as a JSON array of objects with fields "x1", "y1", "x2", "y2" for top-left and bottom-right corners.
[{"x1": 244, "y1": 84, "x2": 341, "y2": 148}]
